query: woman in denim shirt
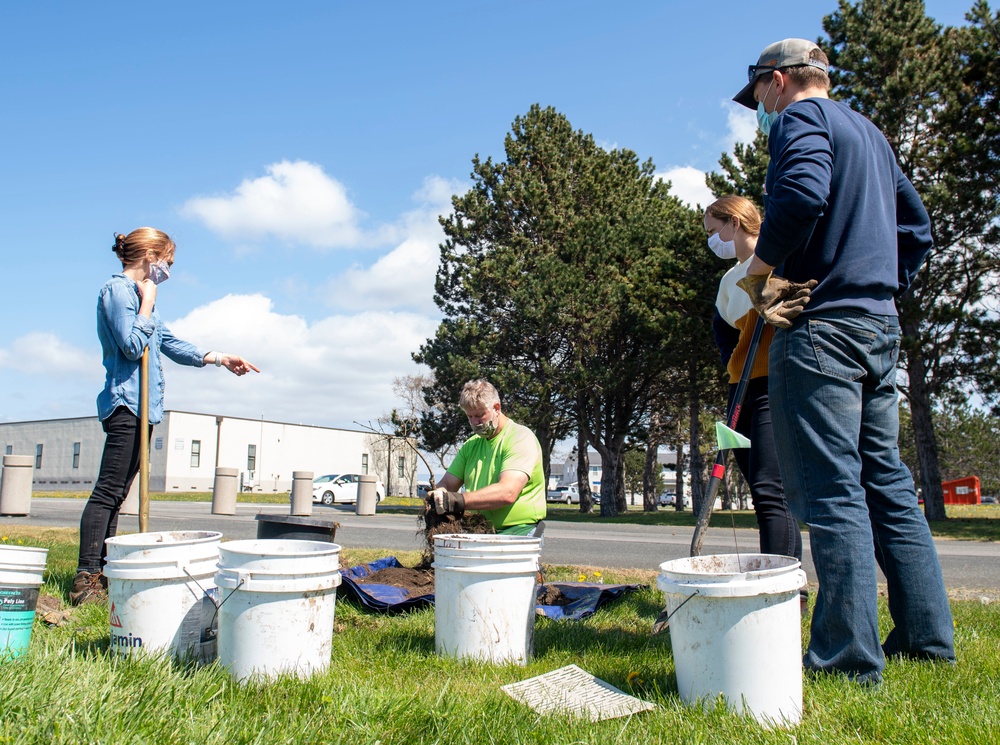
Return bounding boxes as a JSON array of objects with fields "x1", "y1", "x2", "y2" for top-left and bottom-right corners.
[{"x1": 71, "y1": 227, "x2": 259, "y2": 605}]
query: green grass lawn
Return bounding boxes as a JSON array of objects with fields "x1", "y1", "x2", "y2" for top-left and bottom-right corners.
[{"x1": 0, "y1": 526, "x2": 996, "y2": 744}]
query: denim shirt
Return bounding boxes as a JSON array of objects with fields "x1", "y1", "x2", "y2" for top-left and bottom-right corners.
[{"x1": 95, "y1": 274, "x2": 206, "y2": 424}]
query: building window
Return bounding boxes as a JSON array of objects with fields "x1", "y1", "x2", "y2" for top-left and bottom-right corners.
[
  {"x1": 6, "y1": 444, "x2": 13, "y2": 455},
  {"x1": 247, "y1": 444, "x2": 256, "y2": 471},
  {"x1": 73, "y1": 442, "x2": 81, "y2": 469},
  {"x1": 361, "y1": 453, "x2": 369, "y2": 474},
  {"x1": 35, "y1": 444, "x2": 43, "y2": 469},
  {"x1": 397, "y1": 455, "x2": 405, "y2": 478},
  {"x1": 191, "y1": 440, "x2": 201, "y2": 468}
]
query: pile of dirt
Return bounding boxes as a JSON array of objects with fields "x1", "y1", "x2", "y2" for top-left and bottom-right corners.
[
  {"x1": 536, "y1": 585, "x2": 572, "y2": 606},
  {"x1": 349, "y1": 503, "x2": 498, "y2": 599},
  {"x1": 355, "y1": 566, "x2": 434, "y2": 598}
]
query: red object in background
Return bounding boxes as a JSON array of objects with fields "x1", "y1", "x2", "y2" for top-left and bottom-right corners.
[{"x1": 941, "y1": 476, "x2": 981, "y2": 505}]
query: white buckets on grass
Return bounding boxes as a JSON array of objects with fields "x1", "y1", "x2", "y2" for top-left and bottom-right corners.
[
  {"x1": 433, "y1": 533, "x2": 541, "y2": 664},
  {"x1": 657, "y1": 553, "x2": 807, "y2": 727},
  {"x1": 215, "y1": 539, "x2": 341, "y2": 682},
  {"x1": 103, "y1": 531, "x2": 222, "y2": 663},
  {"x1": 0, "y1": 544, "x2": 48, "y2": 658}
]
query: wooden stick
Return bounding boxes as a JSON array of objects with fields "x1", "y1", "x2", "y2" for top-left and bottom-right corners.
[
  {"x1": 139, "y1": 347, "x2": 150, "y2": 533},
  {"x1": 689, "y1": 314, "x2": 766, "y2": 557}
]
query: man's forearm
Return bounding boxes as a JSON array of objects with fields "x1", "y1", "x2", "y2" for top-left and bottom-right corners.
[{"x1": 463, "y1": 478, "x2": 526, "y2": 511}]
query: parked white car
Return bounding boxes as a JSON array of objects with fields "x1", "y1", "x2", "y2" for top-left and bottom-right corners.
[
  {"x1": 658, "y1": 491, "x2": 691, "y2": 508},
  {"x1": 312, "y1": 473, "x2": 386, "y2": 505},
  {"x1": 546, "y1": 484, "x2": 580, "y2": 504}
]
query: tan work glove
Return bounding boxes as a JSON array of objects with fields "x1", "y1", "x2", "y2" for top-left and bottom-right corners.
[
  {"x1": 426, "y1": 488, "x2": 465, "y2": 517},
  {"x1": 736, "y1": 273, "x2": 818, "y2": 329}
]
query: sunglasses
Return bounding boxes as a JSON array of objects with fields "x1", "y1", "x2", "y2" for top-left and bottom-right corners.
[{"x1": 747, "y1": 64, "x2": 778, "y2": 82}]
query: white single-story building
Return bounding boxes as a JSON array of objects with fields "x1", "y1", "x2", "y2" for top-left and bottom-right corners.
[{"x1": 0, "y1": 411, "x2": 418, "y2": 495}]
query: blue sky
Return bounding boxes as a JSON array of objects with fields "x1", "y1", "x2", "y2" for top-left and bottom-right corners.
[{"x1": 0, "y1": 1, "x2": 969, "y2": 431}]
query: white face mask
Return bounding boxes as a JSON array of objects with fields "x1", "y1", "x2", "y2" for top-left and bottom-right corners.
[
  {"x1": 707, "y1": 232, "x2": 737, "y2": 260},
  {"x1": 707, "y1": 221, "x2": 738, "y2": 260},
  {"x1": 148, "y1": 260, "x2": 171, "y2": 285}
]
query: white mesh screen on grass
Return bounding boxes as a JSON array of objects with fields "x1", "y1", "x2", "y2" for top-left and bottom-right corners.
[{"x1": 501, "y1": 664, "x2": 656, "y2": 722}]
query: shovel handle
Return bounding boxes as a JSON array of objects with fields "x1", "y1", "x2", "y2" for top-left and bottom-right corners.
[
  {"x1": 139, "y1": 347, "x2": 150, "y2": 533},
  {"x1": 689, "y1": 314, "x2": 766, "y2": 556}
]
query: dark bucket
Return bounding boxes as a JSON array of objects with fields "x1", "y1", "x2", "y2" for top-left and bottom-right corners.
[{"x1": 254, "y1": 514, "x2": 339, "y2": 542}]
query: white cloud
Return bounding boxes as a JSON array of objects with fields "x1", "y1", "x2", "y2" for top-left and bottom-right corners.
[
  {"x1": 724, "y1": 100, "x2": 758, "y2": 153},
  {"x1": 0, "y1": 332, "x2": 101, "y2": 380},
  {"x1": 164, "y1": 294, "x2": 438, "y2": 428},
  {"x1": 0, "y1": 169, "x2": 462, "y2": 428},
  {"x1": 0, "y1": 296, "x2": 440, "y2": 429},
  {"x1": 652, "y1": 104, "x2": 757, "y2": 211},
  {"x1": 655, "y1": 166, "x2": 714, "y2": 210},
  {"x1": 331, "y1": 238, "x2": 440, "y2": 313},
  {"x1": 322, "y1": 176, "x2": 465, "y2": 313},
  {"x1": 411, "y1": 174, "x2": 464, "y2": 208},
  {"x1": 181, "y1": 160, "x2": 367, "y2": 248}
]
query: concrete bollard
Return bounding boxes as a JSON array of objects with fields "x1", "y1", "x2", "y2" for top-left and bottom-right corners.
[
  {"x1": 290, "y1": 471, "x2": 314, "y2": 516},
  {"x1": 120, "y1": 478, "x2": 139, "y2": 516},
  {"x1": 356, "y1": 474, "x2": 378, "y2": 516},
  {"x1": 212, "y1": 467, "x2": 240, "y2": 515},
  {"x1": 0, "y1": 455, "x2": 35, "y2": 516}
]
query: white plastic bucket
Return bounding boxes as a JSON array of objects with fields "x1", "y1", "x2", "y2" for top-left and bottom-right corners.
[
  {"x1": 103, "y1": 531, "x2": 222, "y2": 663},
  {"x1": 657, "y1": 553, "x2": 807, "y2": 727},
  {"x1": 433, "y1": 533, "x2": 541, "y2": 664},
  {"x1": 0, "y1": 544, "x2": 48, "y2": 658},
  {"x1": 215, "y1": 539, "x2": 342, "y2": 682}
]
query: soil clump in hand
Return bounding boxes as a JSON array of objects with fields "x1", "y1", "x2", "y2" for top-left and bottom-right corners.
[{"x1": 417, "y1": 501, "x2": 495, "y2": 568}]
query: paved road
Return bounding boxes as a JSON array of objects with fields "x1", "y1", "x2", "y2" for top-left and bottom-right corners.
[{"x1": 7, "y1": 499, "x2": 1000, "y2": 594}]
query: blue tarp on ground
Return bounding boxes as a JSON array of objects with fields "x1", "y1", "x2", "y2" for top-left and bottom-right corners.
[
  {"x1": 340, "y1": 556, "x2": 434, "y2": 614},
  {"x1": 339, "y1": 557, "x2": 645, "y2": 619},
  {"x1": 534, "y1": 582, "x2": 646, "y2": 621}
]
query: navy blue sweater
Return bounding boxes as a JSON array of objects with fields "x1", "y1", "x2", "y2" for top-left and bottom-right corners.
[{"x1": 754, "y1": 97, "x2": 933, "y2": 317}]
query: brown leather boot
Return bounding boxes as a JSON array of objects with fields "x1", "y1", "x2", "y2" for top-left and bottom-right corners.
[{"x1": 69, "y1": 571, "x2": 108, "y2": 606}]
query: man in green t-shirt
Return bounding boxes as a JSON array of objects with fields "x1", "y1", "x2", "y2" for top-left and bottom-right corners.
[{"x1": 426, "y1": 379, "x2": 546, "y2": 536}]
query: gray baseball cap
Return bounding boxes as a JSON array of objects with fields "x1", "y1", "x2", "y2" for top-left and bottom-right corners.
[{"x1": 733, "y1": 38, "x2": 829, "y2": 109}]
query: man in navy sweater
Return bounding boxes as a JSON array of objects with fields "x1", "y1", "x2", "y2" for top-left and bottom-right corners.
[{"x1": 733, "y1": 38, "x2": 955, "y2": 685}]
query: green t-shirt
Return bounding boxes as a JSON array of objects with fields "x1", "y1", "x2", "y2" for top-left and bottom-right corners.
[{"x1": 446, "y1": 420, "x2": 546, "y2": 529}]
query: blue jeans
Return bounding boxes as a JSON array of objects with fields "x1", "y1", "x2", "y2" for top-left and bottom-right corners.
[{"x1": 769, "y1": 312, "x2": 954, "y2": 683}]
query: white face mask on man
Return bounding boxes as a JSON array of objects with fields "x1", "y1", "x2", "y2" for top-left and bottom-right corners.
[{"x1": 707, "y1": 221, "x2": 738, "y2": 260}]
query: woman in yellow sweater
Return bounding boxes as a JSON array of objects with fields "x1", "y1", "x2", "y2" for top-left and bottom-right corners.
[{"x1": 704, "y1": 195, "x2": 802, "y2": 564}]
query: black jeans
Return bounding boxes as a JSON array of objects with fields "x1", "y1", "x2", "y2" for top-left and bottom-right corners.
[
  {"x1": 729, "y1": 377, "x2": 802, "y2": 560},
  {"x1": 77, "y1": 407, "x2": 150, "y2": 574}
]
